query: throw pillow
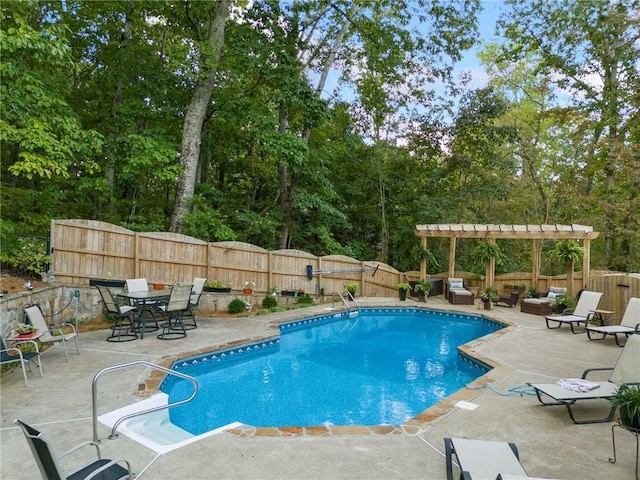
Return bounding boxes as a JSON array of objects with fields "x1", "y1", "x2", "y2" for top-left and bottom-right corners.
[
  {"x1": 451, "y1": 282, "x2": 464, "y2": 289},
  {"x1": 547, "y1": 291, "x2": 557, "y2": 299}
]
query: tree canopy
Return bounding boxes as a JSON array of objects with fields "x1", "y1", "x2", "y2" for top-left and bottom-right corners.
[{"x1": 1, "y1": 0, "x2": 638, "y2": 275}]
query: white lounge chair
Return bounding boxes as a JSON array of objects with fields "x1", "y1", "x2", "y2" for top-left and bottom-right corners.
[
  {"x1": 544, "y1": 290, "x2": 604, "y2": 333},
  {"x1": 586, "y1": 297, "x2": 640, "y2": 346},
  {"x1": 528, "y1": 334, "x2": 640, "y2": 424},
  {"x1": 444, "y1": 438, "x2": 560, "y2": 480},
  {"x1": 23, "y1": 305, "x2": 79, "y2": 362}
]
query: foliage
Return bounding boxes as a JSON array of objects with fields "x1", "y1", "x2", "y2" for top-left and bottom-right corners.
[
  {"x1": 0, "y1": 237, "x2": 50, "y2": 277},
  {"x1": 396, "y1": 283, "x2": 412, "y2": 291},
  {"x1": 548, "y1": 294, "x2": 575, "y2": 312},
  {"x1": 346, "y1": 283, "x2": 358, "y2": 294},
  {"x1": 551, "y1": 241, "x2": 584, "y2": 267},
  {"x1": 473, "y1": 241, "x2": 506, "y2": 267},
  {"x1": 296, "y1": 294, "x2": 314, "y2": 305},
  {"x1": 0, "y1": 0, "x2": 639, "y2": 275},
  {"x1": 261, "y1": 296, "x2": 278, "y2": 310},
  {"x1": 16, "y1": 323, "x2": 37, "y2": 334},
  {"x1": 609, "y1": 384, "x2": 640, "y2": 428},
  {"x1": 227, "y1": 299, "x2": 247, "y2": 314},
  {"x1": 523, "y1": 287, "x2": 538, "y2": 299},
  {"x1": 480, "y1": 287, "x2": 499, "y2": 302},
  {"x1": 413, "y1": 279, "x2": 433, "y2": 295},
  {"x1": 204, "y1": 280, "x2": 230, "y2": 289}
]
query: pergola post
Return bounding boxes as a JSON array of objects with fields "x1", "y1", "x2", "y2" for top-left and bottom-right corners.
[
  {"x1": 583, "y1": 238, "x2": 591, "y2": 289},
  {"x1": 448, "y1": 237, "x2": 456, "y2": 278},
  {"x1": 420, "y1": 237, "x2": 427, "y2": 279},
  {"x1": 531, "y1": 239, "x2": 540, "y2": 290},
  {"x1": 487, "y1": 237, "x2": 496, "y2": 288}
]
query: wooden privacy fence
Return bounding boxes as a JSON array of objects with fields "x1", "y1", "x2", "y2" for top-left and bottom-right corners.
[{"x1": 50, "y1": 220, "x2": 402, "y2": 297}]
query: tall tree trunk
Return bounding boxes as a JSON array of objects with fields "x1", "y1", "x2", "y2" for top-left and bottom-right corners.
[
  {"x1": 106, "y1": 3, "x2": 133, "y2": 214},
  {"x1": 169, "y1": 0, "x2": 230, "y2": 233}
]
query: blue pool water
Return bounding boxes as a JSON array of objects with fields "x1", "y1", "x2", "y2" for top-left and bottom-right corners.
[{"x1": 161, "y1": 308, "x2": 503, "y2": 435}]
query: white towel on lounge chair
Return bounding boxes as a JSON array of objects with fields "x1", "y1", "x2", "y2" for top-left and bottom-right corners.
[{"x1": 556, "y1": 378, "x2": 601, "y2": 392}]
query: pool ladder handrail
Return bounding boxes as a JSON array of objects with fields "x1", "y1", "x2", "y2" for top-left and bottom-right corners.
[
  {"x1": 332, "y1": 291, "x2": 360, "y2": 310},
  {"x1": 91, "y1": 360, "x2": 198, "y2": 443}
]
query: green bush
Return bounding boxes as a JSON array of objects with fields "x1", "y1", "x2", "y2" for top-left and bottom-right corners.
[
  {"x1": 228, "y1": 298, "x2": 247, "y2": 314},
  {"x1": 297, "y1": 294, "x2": 314, "y2": 305},
  {"x1": 262, "y1": 296, "x2": 278, "y2": 309},
  {"x1": 0, "y1": 237, "x2": 50, "y2": 277}
]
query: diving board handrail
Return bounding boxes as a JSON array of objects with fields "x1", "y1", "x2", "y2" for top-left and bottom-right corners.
[{"x1": 91, "y1": 360, "x2": 198, "y2": 443}]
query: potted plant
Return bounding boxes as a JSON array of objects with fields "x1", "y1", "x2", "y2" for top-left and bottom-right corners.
[
  {"x1": 16, "y1": 323, "x2": 37, "y2": 336},
  {"x1": 203, "y1": 280, "x2": 231, "y2": 293},
  {"x1": 396, "y1": 283, "x2": 411, "y2": 301},
  {"x1": 413, "y1": 279, "x2": 433, "y2": 302},
  {"x1": 243, "y1": 280, "x2": 256, "y2": 295},
  {"x1": 523, "y1": 287, "x2": 539, "y2": 299},
  {"x1": 609, "y1": 383, "x2": 640, "y2": 429},
  {"x1": 548, "y1": 294, "x2": 575, "y2": 314},
  {"x1": 480, "y1": 287, "x2": 499, "y2": 310},
  {"x1": 346, "y1": 282, "x2": 358, "y2": 299},
  {"x1": 269, "y1": 286, "x2": 278, "y2": 297}
]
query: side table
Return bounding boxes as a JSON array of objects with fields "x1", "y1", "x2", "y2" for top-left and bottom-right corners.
[
  {"x1": 609, "y1": 419, "x2": 639, "y2": 480},
  {"x1": 591, "y1": 309, "x2": 616, "y2": 326},
  {"x1": 6, "y1": 332, "x2": 44, "y2": 345}
]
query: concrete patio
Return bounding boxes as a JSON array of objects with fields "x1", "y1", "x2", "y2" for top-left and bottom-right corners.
[{"x1": 0, "y1": 296, "x2": 636, "y2": 479}]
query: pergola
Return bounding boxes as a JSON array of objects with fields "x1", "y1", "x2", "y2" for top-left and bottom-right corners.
[{"x1": 414, "y1": 224, "x2": 600, "y2": 289}]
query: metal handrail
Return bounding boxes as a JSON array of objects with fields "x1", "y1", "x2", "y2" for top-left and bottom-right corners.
[
  {"x1": 331, "y1": 291, "x2": 360, "y2": 310},
  {"x1": 332, "y1": 292, "x2": 351, "y2": 310},
  {"x1": 345, "y1": 291, "x2": 361, "y2": 308},
  {"x1": 92, "y1": 360, "x2": 198, "y2": 442}
]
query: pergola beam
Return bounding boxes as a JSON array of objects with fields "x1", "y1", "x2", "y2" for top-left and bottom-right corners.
[{"x1": 414, "y1": 224, "x2": 599, "y2": 289}]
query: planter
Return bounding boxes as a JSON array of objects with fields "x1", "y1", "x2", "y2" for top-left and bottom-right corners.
[
  {"x1": 620, "y1": 409, "x2": 640, "y2": 430},
  {"x1": 243, "y1": 288, "x2": 254, "y2": 295},
  {"x1": 281, "y1": 290, "x2": 300, "y2": 297},
  {"x1": 153, "y1": 283, "x2": 165, "y2": 290},
  {"x1": 89, "y1": 279, "x2": 125, "y2": 288},
  {"x1": 203, "y1": 287, "x2": 231, "y2": 293},
  {"x1": 398, "y1": 289, "x2": 407, "y2": 301},
  {"x1": 483, "y1": 300, "x2": 492, "y2": 310}
]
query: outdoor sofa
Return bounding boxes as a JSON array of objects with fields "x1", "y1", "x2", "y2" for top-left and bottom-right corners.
[{"x1": 520, "y1": 287, "x2": 567, "y2": 316}]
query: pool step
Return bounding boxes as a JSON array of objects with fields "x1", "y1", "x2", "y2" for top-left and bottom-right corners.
[{"x1": 126, "y1": 410, "x2": 193, "y2": 445}]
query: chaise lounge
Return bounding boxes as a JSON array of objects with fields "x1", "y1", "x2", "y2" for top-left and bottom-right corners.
[
  {"x1": 447, "y1": 278, "x2": 475, "y2": 305},
  {"x1": 586, "y1": 297, "x2": 640, "y2": 346},
  {"x1": 528, "y1": 334, "x2": 640, "y2": 424},
  {"x1": 544, "y1": 290, "x2": 603, "y2": 333},
  {"x1": 444, "y1": 437, "x2": 560, "y2": 479}
]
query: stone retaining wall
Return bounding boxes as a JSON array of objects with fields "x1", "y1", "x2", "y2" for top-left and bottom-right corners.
[{"x1": 0, "y1": 285, "x2": 292, "y2": 337}]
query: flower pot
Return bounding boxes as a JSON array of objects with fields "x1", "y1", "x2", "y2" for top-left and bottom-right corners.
[
  {"x1": 483, "y1": 300, "x2": 492, "y2": 310},
  {"x1": 204, "y1": 287, "x2": 231, "y2": 293},
  {"x1": 399, "y1": 289, "x2": 407, "y2": 301},
  {"x1": 154, "y1": 283, "x2": 165, "y2": 290},
  {"x1": 620, "y1": 408, "x2": 640, "y2": 430},
  {"x1": 243, "y1": 288, "x2": 254, "y2": 295}
]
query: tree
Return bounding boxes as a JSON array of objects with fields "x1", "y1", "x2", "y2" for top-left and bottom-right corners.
[
  {"x1": 170, "y1": 0, "x2": 232, "y2": 232},
  {"x1": 497, "y1": 0, "x2": 640, "y2": 270}
]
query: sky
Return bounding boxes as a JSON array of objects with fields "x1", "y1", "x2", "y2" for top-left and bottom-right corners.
[{"x1": 454, "y1": 0, "x2": 507, "y2": 89}]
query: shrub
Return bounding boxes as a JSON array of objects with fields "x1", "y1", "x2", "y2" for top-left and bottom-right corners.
[
  {"x1": 228, "y1": 299, "x2": 247, "y2": 314},
  {"x1": 297, "y1": 294, "x2": 314, "y2": 305},
  {"x1": 262, "y1": 296, "x2": 278, "y2": 309}
]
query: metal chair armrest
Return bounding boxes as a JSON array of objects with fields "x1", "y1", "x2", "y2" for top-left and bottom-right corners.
[
  {"x1": 58, "y1": 440, "x2": 101, "y2": 460},
  {"x1": 582, "y1": 366, "x2": 614, "y2": 379},
  {"x1": 84, "y1": 459, "x2": 134, "y2": 480}
]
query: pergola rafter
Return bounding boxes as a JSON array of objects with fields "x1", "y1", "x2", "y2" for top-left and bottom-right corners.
[{"x1": 414, "y1": 224, "x2": 600, "y2": 290}]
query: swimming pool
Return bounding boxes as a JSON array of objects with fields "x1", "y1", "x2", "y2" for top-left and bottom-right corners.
[{"x1": 160, "y1": 308, "x2": 503, "y2": 435}]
